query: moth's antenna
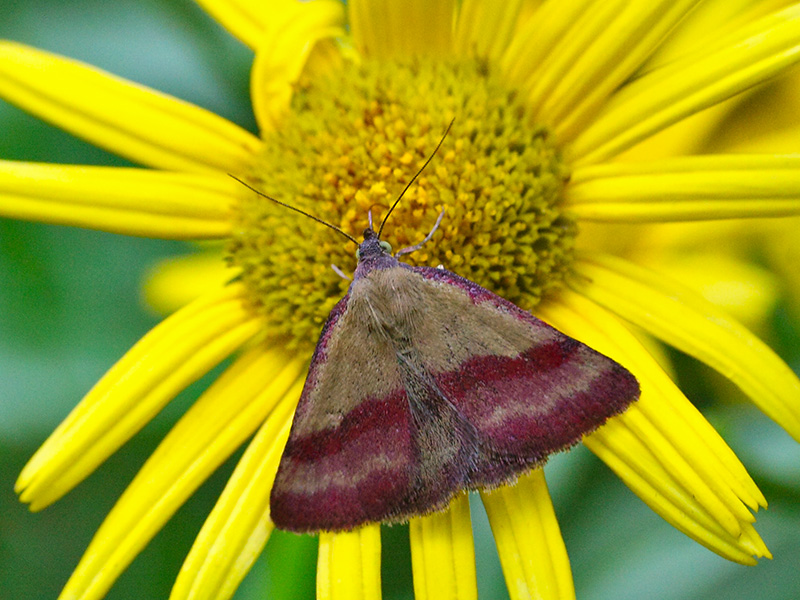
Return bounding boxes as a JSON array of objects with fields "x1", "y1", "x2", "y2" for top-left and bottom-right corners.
[
  {"x1": 229, "y1": 174, "x2": 359, "y2": 245},
  {"x1": 377, "y1": 118, "x2": 455, "y2": 238}
]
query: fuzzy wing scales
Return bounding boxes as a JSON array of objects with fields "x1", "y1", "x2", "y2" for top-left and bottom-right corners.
[{"x1": 271, "y1": 262, "x2": 639, "y2": 533}]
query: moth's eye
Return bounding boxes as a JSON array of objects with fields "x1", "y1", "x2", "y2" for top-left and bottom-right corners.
[
  {"x1": 355, "y1": 248, "x2": 361, "y2": 260},
  {"x1": 379, "y1": 241, "x2": 392, "y2": 253}
]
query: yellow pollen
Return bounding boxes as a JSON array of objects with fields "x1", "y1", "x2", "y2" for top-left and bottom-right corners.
[{"x1": 229, "y1": 59, "x2": 574, "y2": 351}]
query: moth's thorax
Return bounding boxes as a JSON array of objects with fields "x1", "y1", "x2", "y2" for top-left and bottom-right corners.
[{"x1": 348, "y1": 266, "x2": 425, "y2": 340}]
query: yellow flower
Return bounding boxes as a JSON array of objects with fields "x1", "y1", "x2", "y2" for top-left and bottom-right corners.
[{"x1": 4, "y1": 1, "x2": 800, "y2": 599}]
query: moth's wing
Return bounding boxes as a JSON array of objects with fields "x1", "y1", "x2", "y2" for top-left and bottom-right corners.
[
  {"x1": 270, "y1": 288, "x2": 478, "y2": 532},
  {"x1": 413, "y1": 266, "x2": 639, "y2": 487},
  {"x1": 271, "y1": 263, "x2": 639, "y2": 533}
]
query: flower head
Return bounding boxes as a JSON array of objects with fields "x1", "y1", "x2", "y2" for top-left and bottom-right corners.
[{"x1": 4, "y1": 1, "x2": 800, "y2": 599}]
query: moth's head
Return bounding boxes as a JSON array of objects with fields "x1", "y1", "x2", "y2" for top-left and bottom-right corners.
[{"x1": 356, "y1": 228, "x2": 393, "y2": 261}]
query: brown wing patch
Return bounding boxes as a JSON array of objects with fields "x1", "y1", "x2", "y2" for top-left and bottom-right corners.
[{"x1": 350, "y1": 266, "x2": 559, "y2": 373}]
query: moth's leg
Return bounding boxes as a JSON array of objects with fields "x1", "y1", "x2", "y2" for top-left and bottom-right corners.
[
  {"x1": 396, "y1": 208, "x2": 446, "y2": 257},
  {"x1": 331, "y1": 263, "x2": 352, "y2": 281}
]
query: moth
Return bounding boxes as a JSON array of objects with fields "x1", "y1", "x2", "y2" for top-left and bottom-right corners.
[{"x1": 234, "y1": 122, "x2": 640, "y2": 533}]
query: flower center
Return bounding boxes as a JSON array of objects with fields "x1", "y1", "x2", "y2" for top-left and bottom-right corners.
[{"x1": 229, "y1": 58, "x2": 574, "y2": 352}]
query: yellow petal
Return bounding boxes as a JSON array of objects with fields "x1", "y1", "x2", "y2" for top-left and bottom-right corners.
[
  {"x1": 349, "y1": 0, "x2": 455, "y2": 59},
  {"x1": 16, "y1": 284, "x2": 262, "y2": 509},
  {"x1": 302, "y1": 37, "x2": 356, "y2": 83},
  {"x1": 645, "y1": 0, "x2": 787, "y2": 69},
  {"x1": 616, "y1": 4, "x2": 800, "y2": 158},
  {"x1": 531, "y1": 0, "x2": 701, "y2": 142},
  {"x1": 193, "y1": 0, "x2": 280, "y2": 50},
  {"x1": 761, "y1": 217, "x2": 800, "y2": 321},
  {"x1": 481, "y1": 471, "x2": 575, "y2": 600},
  {"x1": 643, "y1": 253, "x2": 780, "y2": 332},
  {"x1": 57, "y1": 348, "x2": 304, "y2": 600},
  {"x1": 0, "y1": 161, "x2": 237, "y2": 238},
  {"x1": 566, "y1": 154, "x2": 800, "y2": 221},
  {"x1": 550, "y1": 282, "x2": 766, "y2": 513},
  {"x1": 409, "y1": 494, "x2": 477, "y2": 600},
  {"x1": 0, "y1": 41, "x2": 262, "y2": 173},
  {"x1": 143, "y1": 249, "x2": 237, "y2": 315},
  {"x1": 251, "y1": 0, "x2": 346, "y2": 131},
  {"x1": 453, "y1": 0, "x2": 525, "y2": 62},
  {"x1": 572, "y1": 254, "x2": 800, "y2": 440},
  {"x1": 500, "y1": 0, "x2": 594, "y2": 90},
  {"x1": 539, "y1": 292, "x2": 770, "y2": 563},
  {"x1": 613, "y1": 102, "x2": 732, "y2": 161},
  {"x1": 586, "y1": 433, "x2": 768, "y2": 564},
  {"x1": 318, "y1": 525, "x2": 382, "y2": 600},
  {"x1": 569, "y1": 5, "x2": 800, "y2": 166},
  {"x1": 171, "y1": 379, "x2": 303, "y2": 600},
  {"x1": 701, "y1": 57, "x2": 800, "y2": 154}
]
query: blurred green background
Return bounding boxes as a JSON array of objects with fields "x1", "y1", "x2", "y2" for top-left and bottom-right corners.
[{"x1": 1, "y1": 1, "x2": 799, "y2": 599}]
